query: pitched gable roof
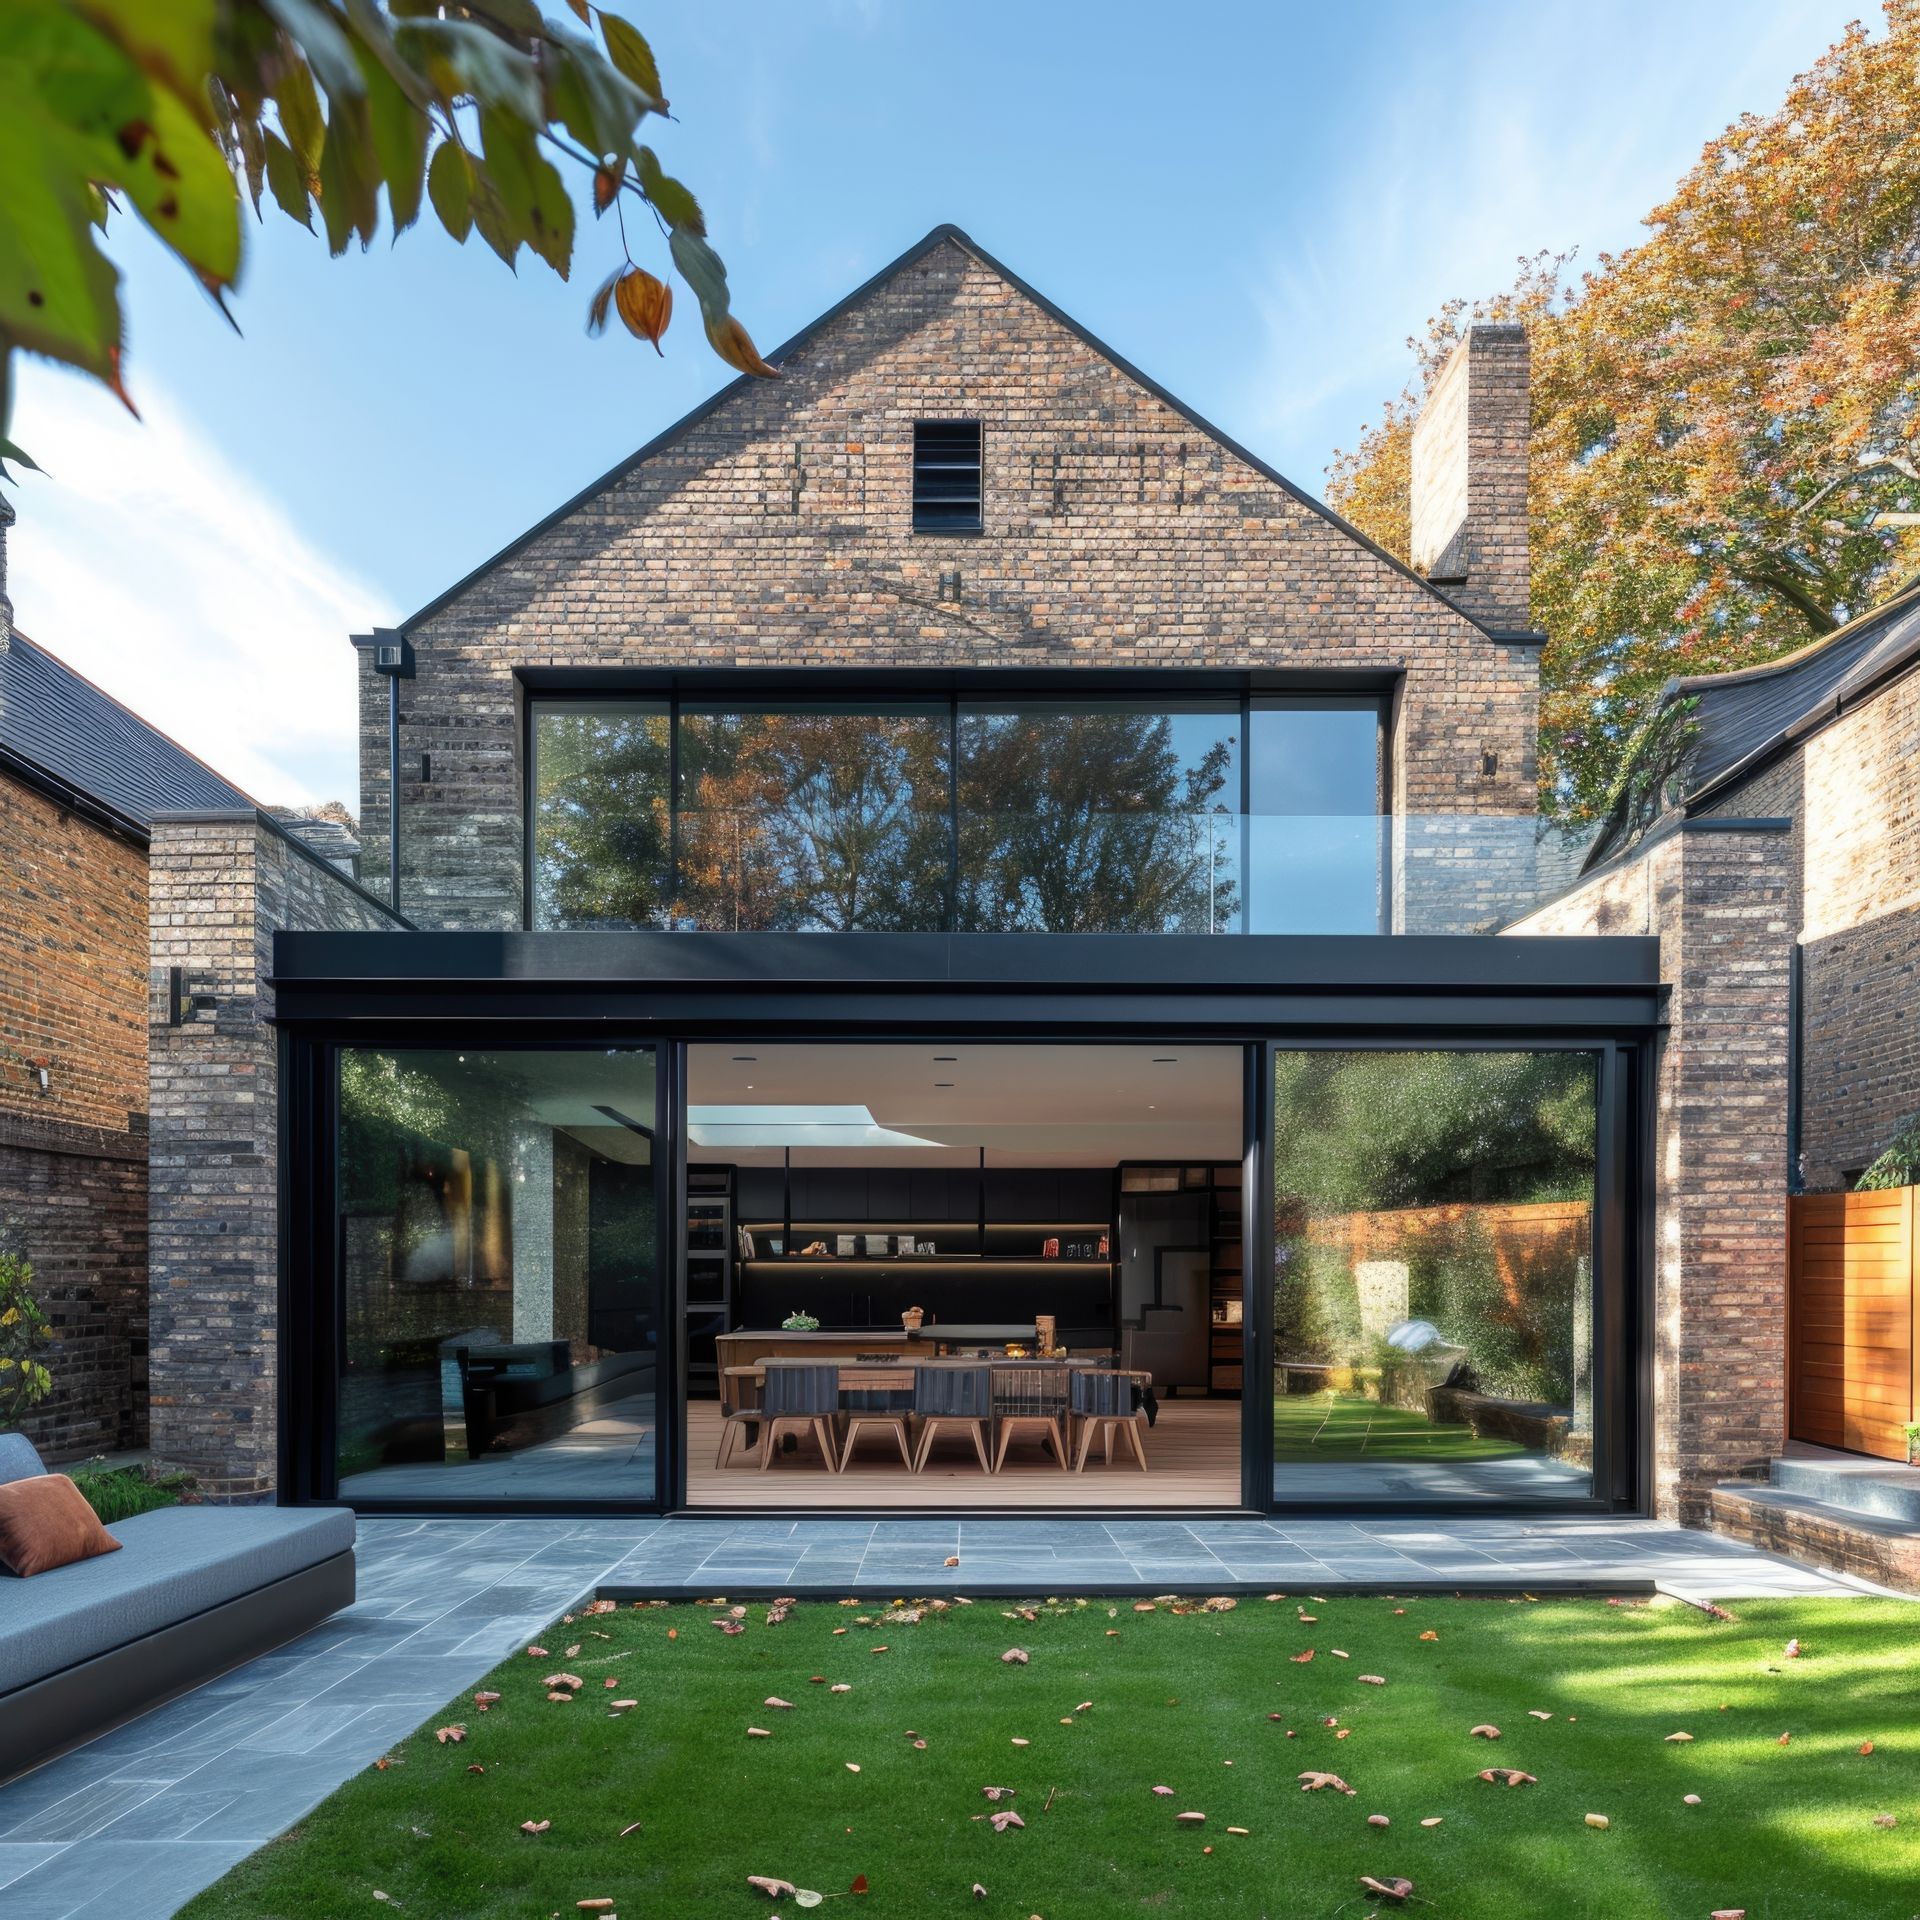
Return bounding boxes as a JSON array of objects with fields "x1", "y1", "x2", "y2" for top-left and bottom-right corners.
[
  {"x1": 0, "y1": 628, "x2": 253, "y2": 837},
  {"x1": 396, "y1": 224, "x2": 1506, "y2": 641}
]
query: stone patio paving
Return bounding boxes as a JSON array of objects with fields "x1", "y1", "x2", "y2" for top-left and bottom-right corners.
[{"x1": 0, "y1": 1511, "x2": 1894, "y2": 1919}]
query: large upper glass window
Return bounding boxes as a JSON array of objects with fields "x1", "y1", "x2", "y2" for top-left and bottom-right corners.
[
  {"x1": 677, "y1": 705, "x2": 952, "y2": 931},
  {"x1": 955, "y1": 701, "x2": 1241, "y2": 933},
  {"x1": 1247, "y1": 699, "x2": 1384, "y2": 934},
  {"x1": 531, "y1": 702, "x2": 671, "y2": 929}
]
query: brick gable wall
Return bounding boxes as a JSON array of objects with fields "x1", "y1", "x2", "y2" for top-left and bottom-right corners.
[{"x1": 360, "y1": 238, "x2": 1541, "y2": 929}]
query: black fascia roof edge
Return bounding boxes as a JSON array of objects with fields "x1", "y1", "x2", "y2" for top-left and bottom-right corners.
[{"x1": 384, "y1": 223, "x2": 1508, "y2": 646}]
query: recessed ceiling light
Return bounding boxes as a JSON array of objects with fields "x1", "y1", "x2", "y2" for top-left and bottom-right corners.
[
  {"x1": 732, "y1": 1055, "x2": 757, "y2": 1062},
  {"x1": 934, "y1": 1082, "x2": 954, "y2": 1088},
  {"x1": 1153, "y1": 1057, "x2": 1177, "y2": 1064},
  {"x1": 933, "y1": 1055, "x2": 958, "y2": 1062}
]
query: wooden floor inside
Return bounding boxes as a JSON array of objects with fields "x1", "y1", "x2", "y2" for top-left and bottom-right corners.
[{"x1": 685, "y1": 1397, "x2": 1243, "y2": 1508}]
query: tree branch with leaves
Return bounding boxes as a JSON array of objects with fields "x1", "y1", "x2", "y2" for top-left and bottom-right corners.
[{"x1": 0, "y1": 0, "x2": 777, "y2": 483}]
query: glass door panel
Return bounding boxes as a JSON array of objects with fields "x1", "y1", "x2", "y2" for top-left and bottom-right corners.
[
  {"x1": 1271, "y1": 1048, "x2": 1598, "y2": 1505},
  {"x1": 333, "y1": 1045, "x2": 662, "y2": 1506}
]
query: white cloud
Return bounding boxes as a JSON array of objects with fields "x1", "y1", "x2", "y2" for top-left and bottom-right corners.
[
  {"x1": 6, "y1": 364, "x2": 389, "y2": 810},
  {"x1": 1239, "y1": 0, "x2": 1861, "y2": 483}
]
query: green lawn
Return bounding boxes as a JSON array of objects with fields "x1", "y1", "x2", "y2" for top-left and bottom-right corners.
[
  {"x1": 1273, "y1": 1390, "x2": 1526, "y2": 1461},
  {"x1": 182, "y1": 1593, "x2": 1920, "y2": 1920}
]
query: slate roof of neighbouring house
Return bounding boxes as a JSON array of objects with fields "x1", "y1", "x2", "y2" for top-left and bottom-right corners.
[
  {"x1": 0, "y1": 627, "x2": 253, "y2": 834},
  {"x1": 1580, "y1": 571, "x2": 1920, "y2": 870},
  {"x1": 1667, "y1": 572, "x2": 1920, "y2": 797}
]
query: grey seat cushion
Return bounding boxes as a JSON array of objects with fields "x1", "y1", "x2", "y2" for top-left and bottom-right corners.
[
  {"x1": 0, "y1": 1504, "x2": 355, "y2": 1696},
  {"x1": 0, "y1": 1434, "x2": 46, "y2": 1486}
]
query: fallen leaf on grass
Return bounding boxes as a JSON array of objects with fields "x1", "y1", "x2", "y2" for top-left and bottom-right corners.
[
  {"x1": 1150, "y1": 1786, "x2": 1173, "y2": 1797},
  {"x1": 1527, "y1": 1709, "x2": 1552, "y2": 1720},
  {"x1": 1872, "y1": 1813, "x2": 1897, "y2": 1829},
  {"x1": 544, "y1": 1674, "x2": 585, "y2": 1692},
  {"x1": 1584, "y1": 1813, "x2": 1609, "y2": 1829},
  {"x1": 526, "y1": 1646, "x2": 548, "y2": 1658},
  {"x1": 1002, "y1": 1649, "x2": 1030, "y2": 1665},
  {"x1": 1859, "y1": 1741, "x2": 1875, "y2": 1755},
  {"x1": 1783, "y1": 1638, "x2": 1801, "y2": 1658},
  {"x1": 1470, "y1": 1724, "x2": 1501, "y2": 1739},
  {"x1": 565, "y1": 1643, "x2": 582, "y2": 1657},
  {"x1": 1331, "y1": 1649, "x2": 1350, "y2": 1659},
  {"x1": 990, "y1": 1811, "x2": 1025, "y2": 1832},
  {"x1": 466, "y1": 1763, "x2": 485, "y2": 1774},
  {"x1": 578, "y1": 1902, "x2": 616, "y2": 1913},
  {"x1": 1075, "y1": 1701, "x2": 1093, "y2": 1713},
  {"x1": 831, "y1": 1684, "x2": 852, "y2": 1694},
  {"x1": 1709, "y1": 1911, "x2": 1747, "y2": 1919},
  {"x1": 747, "y1": 1727, "x2": 773, "y2": 1738},
  {"x1": 1777, "y1": 1732, "x2": 1791, "y2": 1746},
  {"x1": 520, "y1": 1819, "x2": 550, "y2": 1835},
  {"x1": 1298, "y1": 1772, "x2": 1355, "y2": 1795},
  {"x1": 604, "y1": 1678, "x2": 618, "y2": 1690},
  {"x1": 971, "y1": 1886, "x2": 987, "y2": 1901},
  {"x1": 372, "y1": 1895, "x2": 401, "y2": 1909},
  {"x1": 1683, "y1": 1795, "x2": 1702, "y2": 1806},
  {"x1": 619, "y1": 1821, "x2": 642, "y2": 1837},
  {"x1": 1420, "y1": 1817, "x2": 1443, "y2": 1827},
  {"x1": 1011, "y1": 1738, "x2": 1030, "y2": 1747},
  {"x1": 1290, "y1": 1649, "x2": 1315, "y2": 1664},
  {"x1": 610, "y1": 1699, "x2": 638, "y2": 1711},
  {"x1": 547, "y1": 1692, "x2": 575, "y2": 1704},
  {"x1": 765, "y1": 1697, "x2": 795, "y2": 1710},
  {"x1": 1134, "y1": 1602, "x2": 1156, "y2": 1613},
  {"x1": 1359, "y1": 1875, "x2": 1413, "y2": 1903},
  {"x1": 1367, "y1": 1814, "x2": 1390, "y2": 1827},
  {"x1": 850, "y1": 1874, "x2": 869, "y2": 1894},
  {"x1": 473, "y1": 1690, "x2": 500, "y2": 1709},
  {"x1": 846, "y1": 1763, "x2": 861, "y2": 1773},
  {"x1": 1175, "y1": 1812, "x2": 1206, "y2": 1825},
  {"x1": 1358, "y1": 1675, "x2": 1386, "y2": 1686},
  {"x1": 1477, "y1": 1769, "x2": 1537, "y2": 1788},
  {"x1": 1665, "y1": 1732, "x2": 1694, "y2": 1744},
  {"x1": 748, "y1": 1875, "x2": 797, "y2": 1898},
  {"x1": 1418, "y1": 1629, "x2": 1439, "y2": 1642},
  {"x1": 434, "y1": 1726, "x2": 466, "y2": 1744}
]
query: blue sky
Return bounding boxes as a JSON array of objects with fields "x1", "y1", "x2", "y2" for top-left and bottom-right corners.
[{"x1": 8, "y1": 0, "x2": 1865, "y2": 805}]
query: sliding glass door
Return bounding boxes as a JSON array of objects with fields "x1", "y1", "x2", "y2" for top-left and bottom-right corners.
[
  {"x1": 331, "y1": 1045, "x2": 665, "y2": 1507},
  {"x1": 1269, "y1": 1045, "x2": 1623, "y2": 1508}
]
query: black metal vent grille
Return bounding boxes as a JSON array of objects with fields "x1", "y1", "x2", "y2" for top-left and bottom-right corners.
[{"x1": 912, "y1": 419, "x2": 982, "y2": 532}]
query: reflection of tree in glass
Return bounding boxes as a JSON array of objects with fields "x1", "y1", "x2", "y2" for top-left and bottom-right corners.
[
  {"x1": 957, "y1": 709, "x2": 1238, "y2": 932},
  {"x1": 677, "y1": 711, "x2": 951, "y2": 930},
  {"x1": 533, "y1": 709, "x2": 672, "y2": 929}
]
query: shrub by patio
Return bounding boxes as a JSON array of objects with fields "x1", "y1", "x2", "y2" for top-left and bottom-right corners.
[{"x1": 185, "y1": 1590, "x2": 1919, "y2": 1920}]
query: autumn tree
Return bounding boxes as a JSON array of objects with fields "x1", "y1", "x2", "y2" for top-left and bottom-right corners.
[
  {"x1": 1328, "y1": 0, "x2": 1920, "y2": 822},
  {"x1": 1, "y1": 0, "x2": 776, "y2": 482}
]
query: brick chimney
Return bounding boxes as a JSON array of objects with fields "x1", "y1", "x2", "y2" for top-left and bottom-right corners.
[{"x1": 1409, "y1": 322, "x2": 1534, "y2": 634}]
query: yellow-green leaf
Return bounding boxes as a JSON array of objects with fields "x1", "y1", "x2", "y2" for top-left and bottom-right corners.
[
  {"x1": 274, "y1": 59, "x2": 325, "y2": 175},
  {"x1": 598, "y1": 15, "x2": 664, "y2": 114},
  {"x1": 262, "y1": 130, "x2": 313, "y2": 230},
  {"x1": 67, "y1": 0, "x2": 216, "y2": 118},
  {"x1": 427, "y1": 139, "x2": 473, "y2": 243},
  {"x1": 635, "y1": 146, "x2": 702, "y2": 236},
  {"x1": 356, "y1": 39, "x2": 428, "y2": 234}
]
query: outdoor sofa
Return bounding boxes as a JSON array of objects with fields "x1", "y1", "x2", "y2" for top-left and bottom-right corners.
[{"x1": 0, "y1": 1434, "x2": 356, "y2": 1782}]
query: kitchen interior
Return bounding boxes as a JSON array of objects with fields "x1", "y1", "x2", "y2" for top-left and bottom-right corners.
[{"x1": 684, "y1": 1042, "x2": 1246, "y2": 1508}]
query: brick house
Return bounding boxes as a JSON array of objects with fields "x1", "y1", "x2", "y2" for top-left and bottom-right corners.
[
  {"x1": 139, "y1": 225, "x2": 1812, "y2": 1529},
  {"x1": 0, "y1": 495, "x2": 253, "y2": 1460}
]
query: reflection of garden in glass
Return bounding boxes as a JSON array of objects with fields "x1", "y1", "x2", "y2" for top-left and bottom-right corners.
[
  {"x1": 676, "y1": 705, "x2": 953, "y2": 931},
  {"x1": 334, "y1": 1048, "x2": 659, "y2": 1503},
  {"x1": 531, "y1": 702, "x2": 672, "y2": 930},
  {"x1": 955, "y1": 701, "x2": 1240, "y2": 932},
  {"x1": 1273, "y1": 1049, "x2": 1596, "y2": 1497}
]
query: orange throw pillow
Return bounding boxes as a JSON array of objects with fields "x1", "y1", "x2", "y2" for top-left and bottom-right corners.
[{"x1": 0, "y1": 1473, "x2": 122, "y2": 1577}]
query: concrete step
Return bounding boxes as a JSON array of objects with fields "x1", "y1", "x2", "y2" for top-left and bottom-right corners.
[
  {"x1": 1770, "y1": 1454, "x2": 1920, "y2": 1525},
  {"x1": 1710, "y1": 1482, "x2": 1920, "y2": 1594}
]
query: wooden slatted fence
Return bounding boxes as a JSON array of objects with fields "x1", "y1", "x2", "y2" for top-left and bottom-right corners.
[{"x1": 1788, "y1": 1186, "x2": 1917, "y2": 1461}]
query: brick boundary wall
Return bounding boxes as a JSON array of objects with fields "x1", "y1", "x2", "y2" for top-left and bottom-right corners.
[
  {"x1": 0, "y1": 764, "x2": 153, "y2": 1457},
  {"x1": 146, "y1": 810, "x2": 405, "y2": 1500},
  {"x1": 0, "y1": 1111, "x2": 147, "y2": 1459},
  {"x1": 1505, "y1": 820, "x2": 1795, "y2": 1524}
]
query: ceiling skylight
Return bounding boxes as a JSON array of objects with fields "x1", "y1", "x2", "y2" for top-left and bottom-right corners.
[{"x1": 685, "y1": 1104, "x2": 942, "y2": 1149}]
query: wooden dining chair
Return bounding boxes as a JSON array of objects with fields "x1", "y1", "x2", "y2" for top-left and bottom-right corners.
[
  {"x1": 757, "y1": 1362, "x2": 842, "y2": 1473},
  {"x1": 992, "y1": 1366, "x2": 1070, "y2": 1472},
  {"x1": 838, "y1": 1366, "x2": 915, "y2": 1470},
  {"x1": 1069, "y1": 1367, "x2": 1148, "y2": 1471},
  {"x1": 912, "y1": 1364, "x2": 994, "y2": 1473}
]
